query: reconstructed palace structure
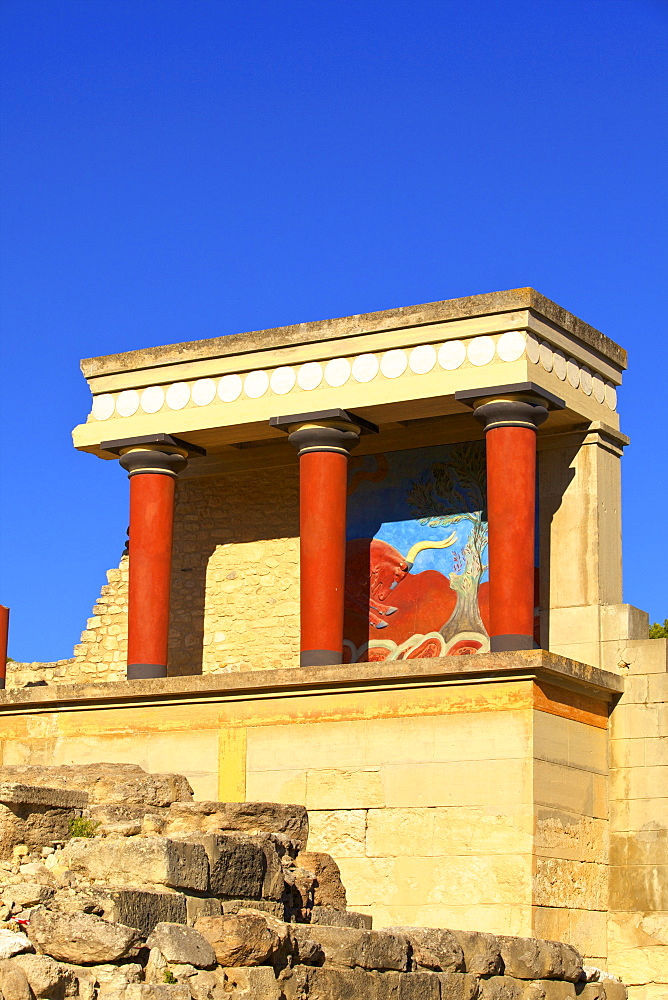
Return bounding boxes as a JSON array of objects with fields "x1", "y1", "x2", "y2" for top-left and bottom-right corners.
[{"x1": 1, "y1": 289, "x2": 665, "y2": 996}]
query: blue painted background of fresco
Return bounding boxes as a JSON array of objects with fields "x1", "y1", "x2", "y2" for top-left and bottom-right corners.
[{"x1": 347, "y1": 443, "x2": 489, "y2": 581}]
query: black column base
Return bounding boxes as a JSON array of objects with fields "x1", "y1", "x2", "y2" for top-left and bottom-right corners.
[
  {"x1": 127, "y1": 663, "x2": 168, "y2": 679},
  {"x1": 300, "y1": 649, "x2": 342, "y2": 667},
  {"x1": 0, "y1": 677, "x2": 5, "y2": 690},
  {"x1": 490, "y1": 634, "x2": 536, "y2": 652}
]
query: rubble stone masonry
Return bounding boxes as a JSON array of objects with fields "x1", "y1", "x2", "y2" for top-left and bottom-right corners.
[{"x1": 8, "y1": 465, "x2": 302, "y2": 686}]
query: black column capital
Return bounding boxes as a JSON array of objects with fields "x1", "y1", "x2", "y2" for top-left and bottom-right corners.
[
  {"x1": 472, "y1": 398, "x2": 549, "y2": 433},
  {"x1": 270, "y1": 408, "x2": 378, "y2": 458},
  {"x1": 287, "y1": 421, "x2": 362, "y2": 457},
  {"x1": 119, "y1": 447, "x2": 188, "y2": 478},
  {"x1": 102, "y1": 434, "x2": 205, "y2": 478}
]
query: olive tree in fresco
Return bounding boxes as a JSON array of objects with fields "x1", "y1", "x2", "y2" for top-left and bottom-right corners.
[{"x1": 406, "y1": 442, "x2": 488, "y2": 641}]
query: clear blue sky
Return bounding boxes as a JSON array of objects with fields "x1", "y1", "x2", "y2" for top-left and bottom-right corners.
[{"x1": 1, "y1": 0, "x2": 666, "y2": 661}]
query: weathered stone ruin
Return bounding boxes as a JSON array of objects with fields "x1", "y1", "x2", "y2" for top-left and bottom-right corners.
[{"x1": 0, "y1": 765, "x2": 627, "y2": 1000}]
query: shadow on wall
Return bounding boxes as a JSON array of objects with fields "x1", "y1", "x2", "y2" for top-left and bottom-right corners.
[
  {"x1": 167, "y1": 464, "x2": 300, "y2": 676},
  {"x1": 538, "y1": 440, "x2": 578, "y2": 649}
]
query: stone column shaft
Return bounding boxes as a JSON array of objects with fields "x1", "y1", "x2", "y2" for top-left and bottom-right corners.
[
  {"x1": 0, "y1": 605, "x2": 8, "y2": 690},
  {"x1": 271, "y1": 409, "x2": 376, "y2": 668},
  {"x1": 119, "y1": 446, "x2": 188, "y2": 679},
  {"x1": 290, "y1": 422, "x2": 360, "y2": 667},
  {"x1": 473, "y1": 396, "x2": 549, "y2": 652}
]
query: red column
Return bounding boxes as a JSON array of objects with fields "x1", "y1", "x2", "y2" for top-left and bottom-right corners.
[
  {"x1": 474, "y1": 398, "x2": 548, "y2": 652},
  {"x1": 287, "y1": 420, "x2": 362, "y2": 667},
  {"x1": 0, "y1": 605, "x2": 8, "y2": 690},
  {"x1": 119, "y1": 446, "x2": 187, "y2": 679}
]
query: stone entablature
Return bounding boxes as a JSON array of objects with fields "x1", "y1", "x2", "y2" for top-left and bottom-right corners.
[{"x1": 73, "y1": 289, "x2": 625, "y2": 458}]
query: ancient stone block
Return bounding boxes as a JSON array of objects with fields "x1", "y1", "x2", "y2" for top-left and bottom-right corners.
[
  {"x1": 0, "y1": 766, "x2": 193, "y2": 808},
  {"x1": 522, "y1": 981, "x2": 577, "y2": 999},
  {"x1": 437, "y1": 972, "x2": 482, "y2": 1000},
  {"x1": 146, "y1": 923, "x2": 215, "y2": 969},
  {"x1": 172, "y1": 833, "x2": 266, "y2": 899},
  {"x1": 125, "y1": 986, "x2": 191, "y2": 1000},
  {"x1": 194, "y1": 913, "x2": 282, "y2": 967},
  {"x1": 220, "y1": 899, "x2": 284, "y2": 919},
  {"x1": 385, "y1": 927, "x2": 464, "y2": 973},
  {"x1": 282, "y1": 965, "x2": 440, "y2": 999},
  {"x1": 306, "y1": 810, "x2": 367, "y2": 858},
  {"x1": 3, "y1": 882, "x2": 55, "y2": 911},
  {"x1": 27, "y1": 907, "x2": 142, "y2": 964},
  {"x1": 0, "y1": 930, "x2": 32, "y2": 960},
  {"x1": 0, "y1": 783, "x2": 87, "y2": 858},
  {"x1": 166, "y1": 801, "x2": 308, "y2": 850},
  {"x1": 451, "y1": 929, "x2": 502, "y2": 975},
  {"x1": 295, "y1": 852, "x2": 347, "y2": 908},
  {"x1": 476, "y1": 976, "x2": 525, "y2": 999},
  {"x1": 61, "y1": 837, "x2": 209, "y2": 892},
  {"x1": 497, "y1": 937, "x2": 583, "y2": 982},
  {"x1": 0, "y1": 784, "x2": 87, "y2": 810},
  {"x1": 218, "y1": 965, "x2": 283, "y2": 999},
  {"x1": 0, "y1": 959, "x2": 32, "y2": 1000},
  {"x1": 290, "y1": 924, "x2": 409, "y2": 972},
  {"x1": 101, "y1": 888, "x2": 188, "y2": 937},
  {"x1": 9, "y1": 953, "x2": 76, "y2": 1000},
  {"x1": 185, "y1": 895, "x2": 222, "y2": 926},
  {"x1": 310, "y1": 905, "x2": 372, "y2": 929}
]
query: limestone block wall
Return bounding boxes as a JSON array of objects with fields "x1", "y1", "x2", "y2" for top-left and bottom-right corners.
[
  {"x1": 531, "y1": 705, "x2": 609, "y2": 967},
  {"x1": 0, "y1": 655, "x2": 616, "y2": 966},
  {"x1": 243, "y1": 682, "x2": 611, "y2": 964},
  {"x1": 608, "y1": 637, "x2": 668, "y2": 999},
  {"x1": 67, "y1": 465, "x2": 300, "y2": 682}
]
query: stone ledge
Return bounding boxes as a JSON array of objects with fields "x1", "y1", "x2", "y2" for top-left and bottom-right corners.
[
  {"x1": 0, "y1": 782, "x2": 89, "y2": 809},
  {"x1": 0, "y1": 649, "x2": 623, "y2": 712},
  {"x1": 80, "y1": 287, "x2": 626, "y2": 379}
]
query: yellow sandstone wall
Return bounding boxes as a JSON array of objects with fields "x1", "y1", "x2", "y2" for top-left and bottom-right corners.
[
  {"x1": 608, "y1": 637, "x2": 668, "y2": 1000},
  {"x1": 0, "y1": 668, "x2": 611, "y2": 966},
  {"x1": 66, "y1": 465, "x2": 300, "y2": 682}
]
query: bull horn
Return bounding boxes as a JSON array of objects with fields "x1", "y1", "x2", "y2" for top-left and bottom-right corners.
[{"x1": 404, "y1": 530, "x2": 457, "y2": 569}]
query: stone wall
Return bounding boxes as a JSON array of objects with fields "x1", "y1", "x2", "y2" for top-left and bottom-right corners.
[
  {"x1": 0, "y1": 654, "x2": 620, "y2": 968},
  {"x1": 63, "y1": 465, "x2": 300, "y2": 683},
  {"x1": 0, "y1": 763, "x2": 627, "y2": 1000},
  {"x1": 608, "y1": 637, "x2": 668, "y2": 999}
]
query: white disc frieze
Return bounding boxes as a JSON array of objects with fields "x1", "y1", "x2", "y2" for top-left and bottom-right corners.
[
  {"x1": 539, "y1": 343, "x2": 554, "y2": 372},
  {"x1": 605, "y1": 382, "x2": 617, "y2": 410},
  {"x1": 580, "y1": 366, "x2": 593, "y2": 395},
  {"x1": 92, "y1": 394, "x2": 115, "y2": 421},
  {"x1": 592, "y1": 373, "x2": 605, "y2": 403},
  {"x1": 380, "y1": 349, "x2": 408, "y2": 379},
  {"x1": 166, "y1": 382, "x2": 190, "y2": 410},
  {"x1": 566, "y1": 359, "x2": 580, "y2": 388},
  {"x1": 324, "y1": 357, "x2": 351, "y2": 387},
  {"x1": 141, "y1": 386, "x2": 165, "y2": 414},
  {"x1": 116, "y1": 389, "x2": 140, "y2": 417},
  {"x1": 270, "y1": 366, "x2": 296, "y2": 395},
  {"x1": 526, "y1": 334, "x2": 540, "y2": 364},
  {"x1": 438, "y1": 340, "x2": 466, "y2": 370},
  {"x1": 191, "y1": 378, "x2": 217, "y2": 406},
  {"x1": 409, "y1": 344, "x2": 437, "y2": 374},
  {"x1": 352, "y1": 354, "x2": 379, "y2": 383},
  {"x1": 218, "y1": 374, "x2": 243, "y2": 402},
  {"x1": 467, "y1": 336, "x2": 495, "y2": 367},
  {"x1": 298, "y1": 362, "x2": 323, "y2": 391},
  {"x1": 552, "y1": 350, "x2": 567, "y2": 381},
  {"x1": 496, "y1": 330, "x2": 526, "y2": 363},
  {"x1": 244, "y1": 370, "x2": 270, "y2": 398}
]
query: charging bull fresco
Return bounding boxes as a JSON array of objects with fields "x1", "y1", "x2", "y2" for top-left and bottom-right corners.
[{"x1": 343, "y1": 442, "x2": 491, "y2": 662}]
